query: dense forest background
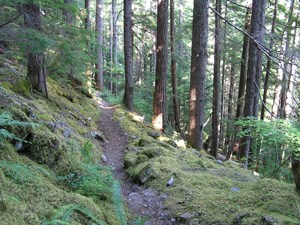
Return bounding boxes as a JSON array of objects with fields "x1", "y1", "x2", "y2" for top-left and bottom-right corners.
[
  {"x1": 1, "y1": 0, "x2": 300, "y2": 224},
  {"x1": 1, "y1": 0, "x2": 300, "y2": 194}
]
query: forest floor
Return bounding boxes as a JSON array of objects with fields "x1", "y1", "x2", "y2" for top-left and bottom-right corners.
[{"x1": 98, "y1": 101, "x2": 173, "y2": 225}]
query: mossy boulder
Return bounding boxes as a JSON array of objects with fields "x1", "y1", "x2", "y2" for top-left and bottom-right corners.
[
  {"x1": 130, "y1": 163, "x2": 159, "y2": 184},
  {"x1": 137, "y1": 138, "x2": 150, "y2": 146},
  {"x1": 29, "y1": 127, "x2": 61, "y2": 166},
  {"x1": 124, "y1": 152, "x2": 137, "y2": 169},
  {"x1": 142, "y1": 147, "x2": 162, "y2": 158}
]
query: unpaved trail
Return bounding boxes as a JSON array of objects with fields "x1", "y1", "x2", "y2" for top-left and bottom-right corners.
[{"x1": 98, "y1": 102, "x2": 173, "y2": 225}]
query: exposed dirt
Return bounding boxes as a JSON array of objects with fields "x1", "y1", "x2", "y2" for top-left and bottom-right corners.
[{"x1": 98, "y1": 101, "x2": 173, "y2": 225}]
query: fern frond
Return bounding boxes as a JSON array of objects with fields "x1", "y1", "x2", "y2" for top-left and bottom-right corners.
[
  {"x1": 0, "y1": 112, "x2": 34, "y2": 145},
  {"x1": 42, "y1": 220, "x2": 72, "y2": 225},
  {"x1": 113, "y1": 181, "x2": 127, "y2": 225},
  {"x1": 0, "y1": 161, "x2": 37, "y2": 184},
  {"x1": 47, "y1": 204, "x2": 108, "y2": 225}
]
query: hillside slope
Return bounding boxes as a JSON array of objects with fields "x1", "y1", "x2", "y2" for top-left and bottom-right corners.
[
  {"x1": 0, "y1": 72, "x2": 299, "y2": 225},
  {"x1": 116, "y1": 109, "x2": 300, "y2": 224},
  {"x1": 0, "y1": 76, "x2": 126, "y2": 224}
]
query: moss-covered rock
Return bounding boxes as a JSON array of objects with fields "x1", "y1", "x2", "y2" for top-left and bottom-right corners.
[{"x1": 28, "y1": 127, "x2": 61, "y2": 166}]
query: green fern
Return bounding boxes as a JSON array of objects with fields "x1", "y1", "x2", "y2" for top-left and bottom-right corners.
[
  {"x1": 43, "y1": 204, "x2": 107, "y2": 225},
  {"x1": 0, "y1": 111, "x2": 34, "y2": 145},
  {"x1": 113, "y1": 181, "x2": 127, "y2": 225},
  {"x1": 0, "y1": 161, "x2": 37, "y2": 184},
  {"x1": 58, "y1": 164, "x2": 113, "y2": 200},
  {"x1": 132, "y1": 217, "x2": 148, "y2": 225},
  {"x1": 42, "y1": 220, "x2": 72, "y2": 225}
]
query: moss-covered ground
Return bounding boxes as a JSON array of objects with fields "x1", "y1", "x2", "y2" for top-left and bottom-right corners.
[
  {"x1": 0, "y1": 74, "x2": 126, "y2": 224},
  {"x1": 116, "y1": 109, "x2": 300, "y2": 225},
  {"x1": 1, "y1": 68, "x2": 300, "y2": 224}
]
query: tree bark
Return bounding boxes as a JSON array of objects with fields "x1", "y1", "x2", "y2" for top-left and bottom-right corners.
[
  {"x1": 110, "y1": 0, "x2": 117, "y2": 94},
  {"x1": 85, "y1": 0, "x2": 91, "y2": 30},
  {"x1": 219, "y1": 0, "x2": 228, "y2": 151},
  {"x1": 123, "y1": 0, "x2": 134, "y2": 111},
  {"x1": 63, "y1": 0, "x2": 75, "y2": 80},
  {"x1": 63, "y1": 0, "x2": 74, "y2": 25},
  {"x1": 152, "y1": 0, "x2": 168, "y2": 131},
  {"x1": 95, "y1": 0, "x2": 104, "y2": 90},
  {"x1": 236, "y1": 5, "x2": 251, "y2": 119},
  {"x1": 23, "y1": 3, "x2": 47, "y2": 97},
  {"x1": 170, "y1": 0, "x2": 180, "y2": 133},
  {"x1": 188, "y1": 0, "x2": 209, "y2": 149},
  {"x1": 240, "y1": 0, "x2": 266, "y2": 168},
  {"x1": 278, "y1": 0, "x2": 294, "y2": 119},
  {"x1": 261, "y1": 0, "x2": 277, "y2": 120},
  {"x1": 211, "y1": 0, "x2": 221, "y2": 158}
]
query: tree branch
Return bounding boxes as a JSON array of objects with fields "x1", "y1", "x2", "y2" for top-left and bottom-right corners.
[{"x1": 209, "y1": 6, "x2": 298, "y2": 68}]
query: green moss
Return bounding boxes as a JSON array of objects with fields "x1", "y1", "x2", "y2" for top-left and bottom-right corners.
[
  {"x1": 11, "y1": 80, "x2": 31, "y2": 97},
  {"x1": 29, "y1": 126, "x2": 61, "y2": 166},
  {"x1": 115, "y1": 107, "x2": 300, "y2": 225},
  {"x1": 0, "y1": 82, "x2": 13, "y2": 91},
  {"x1": 124, "y1": 152, "x2": 137, "y2": 169}
]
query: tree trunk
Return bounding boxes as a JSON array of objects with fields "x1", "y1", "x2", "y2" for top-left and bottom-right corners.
[
  {"x1": 188, "y1": 0, "x2": 209, "y2": 149},
  {"x1": 292, "y1": 159, "x2": 300, "y2": 191},
  {"x1": 23, "y1": 3, "x2": 47, "y2": 97},
  {"x1": 285, "y1": 14, "x2": 298, "y2": 117},
  {"x1": 152, "y1": 0, "x2": 168, "y2": 131},
  {"x1": 63, "y1": 0, "x2": 74, "y2": 25},
  {"x1": 261, "y1": 0, "x2": 278, "y2": 120},
  {"x1": 110, "y1": 0, "x2": 117, "y2": 95},
  {"x1": 225, "y1": 64, "x2": 235, "y2": 157},
  {"x1": 170, "y1": 0, "x2": 180, "y2": 133},
  {"x1": 278, "y1": 0, "x2": 294, "y2": 119},
  {"x1": 219, "y1": 0, "x2": 228, "y2": 151},
  {"x1": 236, "y1": 5, "x2": 251, "y2": 119},
  {"x1": 177, "y1": 0, "x2": 184, "y2": 55},
  {"x1": 85, "y1": 0, "x2": 91, "y2": 29},
  {"x1": 211, "y1": 0, "x2": 221, "y2": 158},
  {"x1": 63, "y1": 0, "x2": 75, "y2": 80},
  {"x1": 123, "y1": 0, "x2": 134, "y2": 111},
  {"x1": 95, "y1": 0, "x2": 104, "y2": 90},
  {"x1": 240, "y1": 0, "x2": 266, "y2": 168}
]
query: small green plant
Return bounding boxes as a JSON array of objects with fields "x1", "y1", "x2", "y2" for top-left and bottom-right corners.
[
  {"x1": 0, "y1": 161, "x2": 37, "y2": 184},
  {"x1": 99, "y1": 88, "x2": 122, "y2": 105},
  {"x1": 43, "y1": 204, "x2": 107, "y2": 225},
  {"x1": 58, "y1": 164, "x2": 113, "y2": 200},
  {"x1": 132, "y1": 216, "x2": 149, "y2": 225},
  {"x1": 80, "y1": 140, "x2": 93, "y2": 163},
  {"x1": 113, "y1": 181, "x2": 127, "y2": 225},
  {"x1": 235, "y1": 118, "x2": 300, "y2": 180},
  {"x1": 0, "y1": 112, "x2": 33, "y2": 145}
]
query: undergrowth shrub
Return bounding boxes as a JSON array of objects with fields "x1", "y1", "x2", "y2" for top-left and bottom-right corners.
[
  {"x1": 99, "y1": 88, "x2": 122, "y2": 105},
  {"x1": 235, "y1": 118, "x2": 300, "y2": 181},
  {"x1": 58, "y1": 164, "x2": 113, "y2": 200},
  {"x1": 80, "y1": 140, "x2": 93, "y2": 163}
]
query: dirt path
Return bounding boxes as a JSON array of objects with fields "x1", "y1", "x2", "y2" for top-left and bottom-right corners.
[{"x1": 98, "y1": 102, "x2": 173, "y2": 225}]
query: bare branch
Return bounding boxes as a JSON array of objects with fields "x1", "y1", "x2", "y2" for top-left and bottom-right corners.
[{"x1": 209, "y1": 6, "x2": 298, "y2": 67}]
